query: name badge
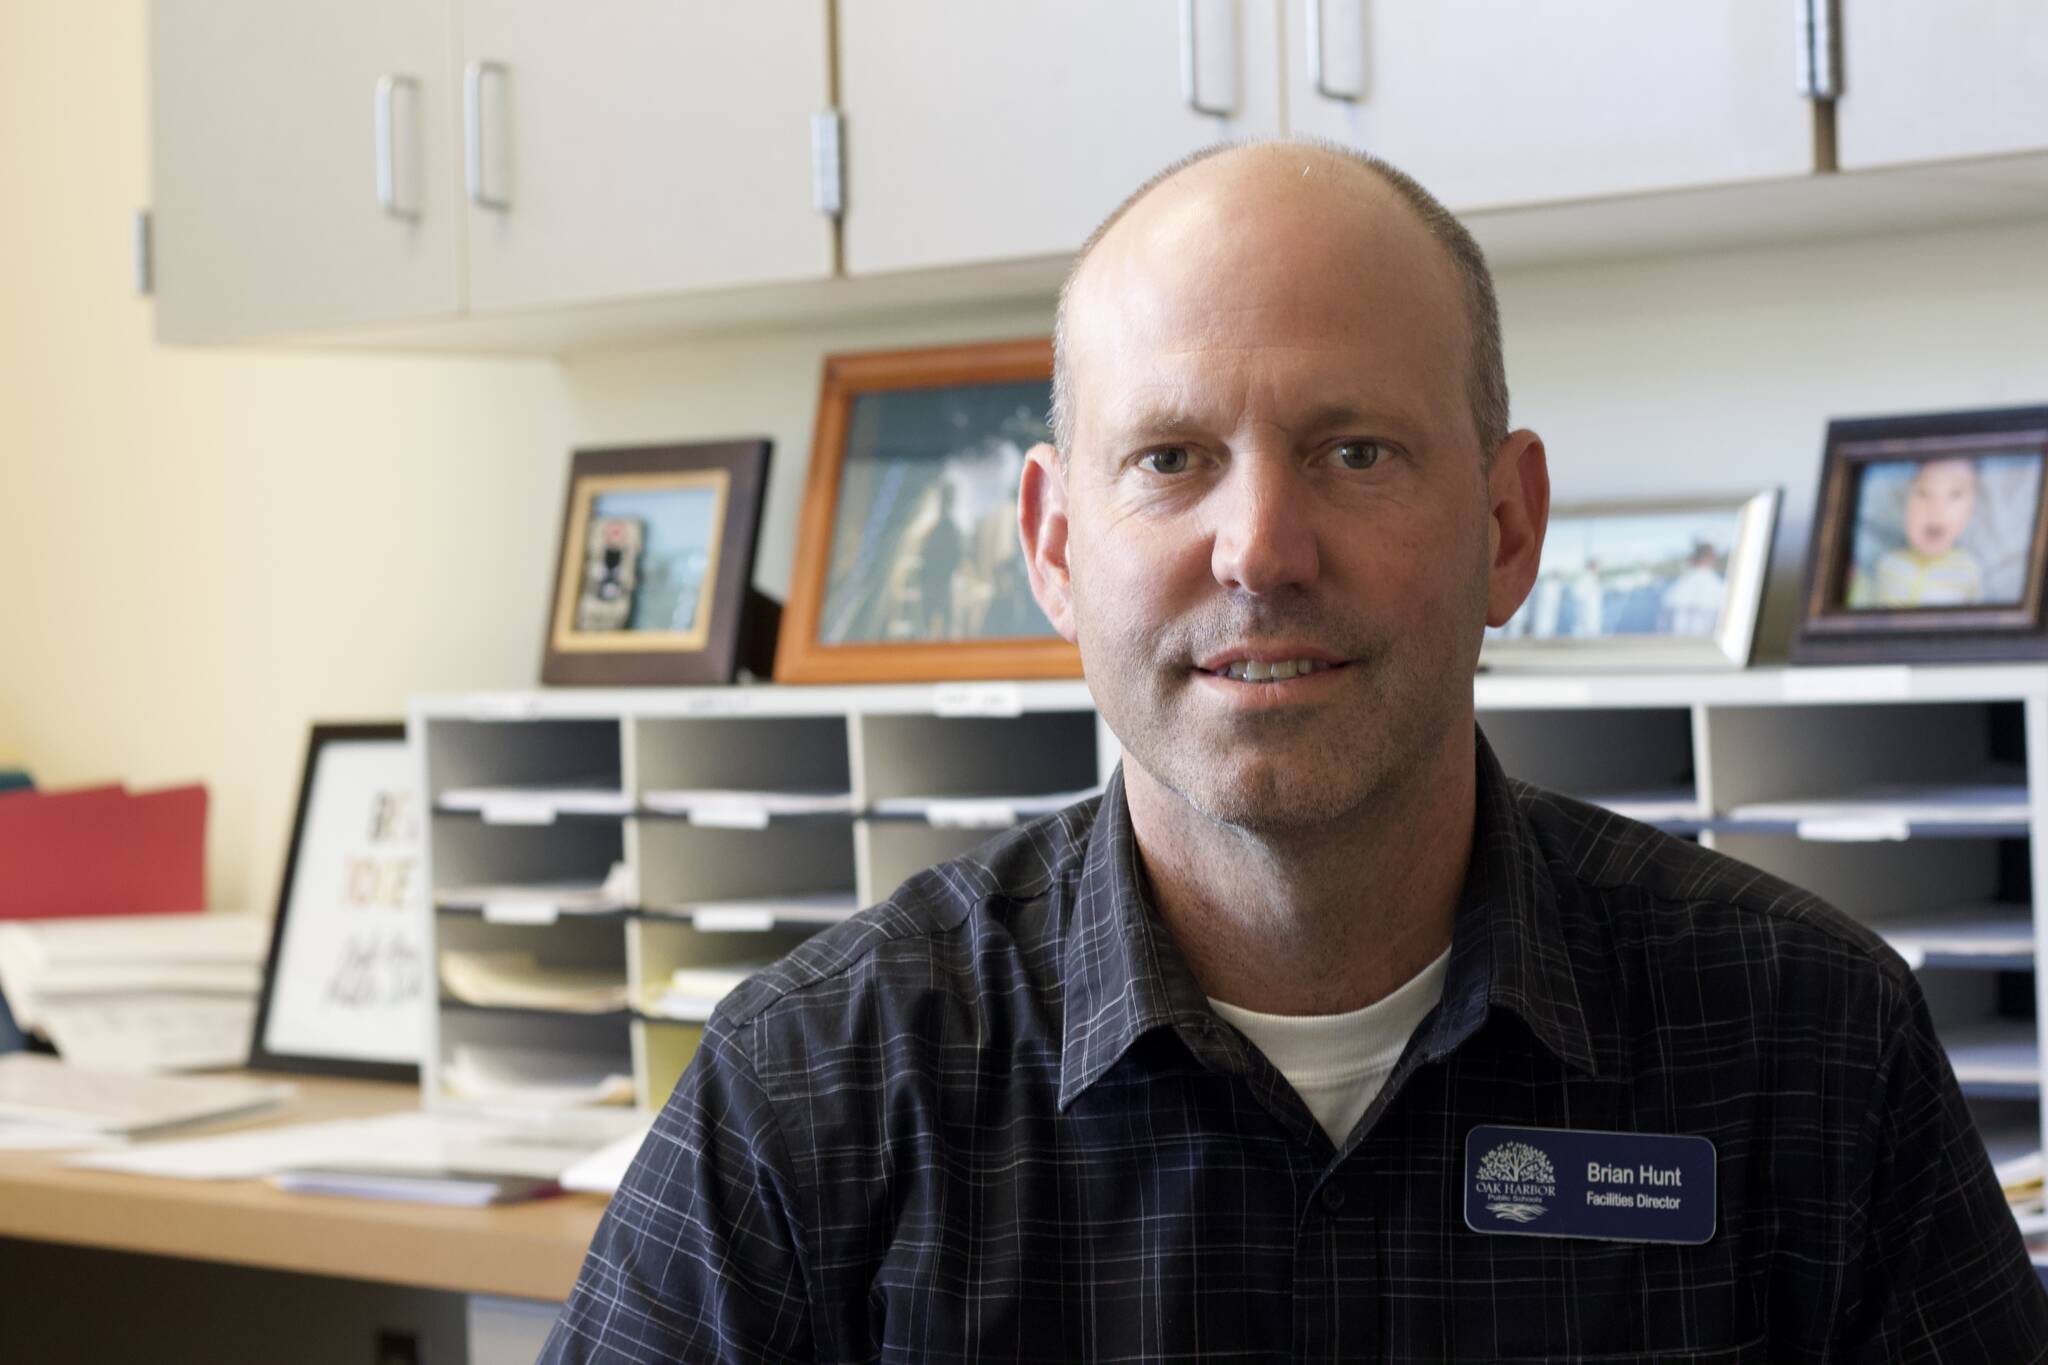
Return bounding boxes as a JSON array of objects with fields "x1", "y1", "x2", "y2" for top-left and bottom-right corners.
[{"x1": 1464, "y1": 1124, "x2": 1716, "y2": 1244}]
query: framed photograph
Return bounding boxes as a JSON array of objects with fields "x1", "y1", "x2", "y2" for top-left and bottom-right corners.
[
  {"x1": 1482, "y1": 490, "x2": 1779, "y2": 670},
  {"x1": 542, "y1": 440, "x2": 775, "y2": 686},
  {"x1": 775, "y1": 339, "x2": 1079, "y2": 684},
  {"x1": 248, "y1": 723, "x2": 426, "y2": 1082},
  {"x1": 1793, "y1": 406, "x2": 2048, "y2": 664}
]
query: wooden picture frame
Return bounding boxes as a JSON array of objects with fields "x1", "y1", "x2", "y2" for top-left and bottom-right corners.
[
  {"x1": 1793, "y1": 406, "x2": 2048, "y2": 664},
  {"x1": 775, "y1": 339, "x2": 1080, "y2": 684},
  {"x1": 247, "y1": 723, "x2": 424, "y2": 1082},
  {"x1": 542, "y1": 440, "x2": 775, "y2": 686}
]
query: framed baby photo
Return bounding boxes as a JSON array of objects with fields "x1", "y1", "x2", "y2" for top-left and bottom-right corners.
[
  {"x1": 775, "y1": 339, "x2": 1080, "y2": 684},
  {"x1": 541, "y1": 440, "x2": 776, "y2": 686},
  {"x1": 1481, "y1": 490, "x2": 1779, "y2": 671},
  {"x1": 1793, "y1": 405, "x2": 2048, "y2": 664}
]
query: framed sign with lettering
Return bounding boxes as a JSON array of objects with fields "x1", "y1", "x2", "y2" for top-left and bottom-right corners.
[{"x1": 247, "y1": 723, "x2": 427, "y2": 1082}]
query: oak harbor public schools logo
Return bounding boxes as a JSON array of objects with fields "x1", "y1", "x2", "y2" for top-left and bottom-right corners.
[{"x1": 1475, "y1": 1140, "x2": 1557, "y2": 1223}]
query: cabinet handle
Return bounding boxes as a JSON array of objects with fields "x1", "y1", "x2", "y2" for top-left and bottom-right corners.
[
  {"x1": 1179, "y1": 0, "x2": 1238, "y2": 117},
  {"x1": 1307, "y1": 0, "x2": 1366, "y2": 102},
  {"x1": 464, "y1": 60, "x2": 511, "y2": 212},
  {"x1": 374, "y1": 74, "x2": 420, "y2": 221}
]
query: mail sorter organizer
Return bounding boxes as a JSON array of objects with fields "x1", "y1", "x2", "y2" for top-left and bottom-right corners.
[
  {"x1": 413, "y1": 682, "x2": 1115, "y2": 1118},
  {"x1": 412, "y1": 668, "x2": 2048, "y2": 1221}
]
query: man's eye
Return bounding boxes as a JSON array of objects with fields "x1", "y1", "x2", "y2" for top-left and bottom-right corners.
[
  {"x1": 1141, "y1": 447, "x2": 1191, "y2": 474},
  {"x1": 1335, "y1": 440, "x2": 1383, "y2": 470}
]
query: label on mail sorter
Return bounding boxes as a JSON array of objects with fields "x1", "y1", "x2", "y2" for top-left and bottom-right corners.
[{"x1": 1464, "y1": 1124, "x2": 1716, "y2": 1244}]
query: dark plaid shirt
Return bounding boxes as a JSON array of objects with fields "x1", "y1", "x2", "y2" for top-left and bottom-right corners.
[{"x1": 541, "y1": 734, "x2": 2048, "y2": 1363}]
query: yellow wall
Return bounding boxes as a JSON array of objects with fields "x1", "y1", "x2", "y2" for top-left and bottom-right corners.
[{"x1": 0, "y1": 0, "x2": 571, "y2": 909}]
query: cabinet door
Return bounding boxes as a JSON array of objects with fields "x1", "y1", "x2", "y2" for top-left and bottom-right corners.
[
  {"x1": 1284, "y1": 0, "x2": 1819, "y2": 211},
  {"x1": 458, "y1": 1, "x2": 833, "y2": 314},
  {"x1": 838, "y1": 0, "x2": 1283, "y2": 276},
  {"x1": 1836, "y1": 0, "x2": 2048, "y2": 169},
  {"x1": 150, "y1": 0, "x2": 460, "y2": 341}
]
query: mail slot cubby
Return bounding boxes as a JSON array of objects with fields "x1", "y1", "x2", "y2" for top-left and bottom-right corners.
[
  {"x1": 428, "y1": 815, "x2": 624, "y2": 897},
  {"x1": 633, "y1": 715, "x2": 851, "y2": 796},
  {"x1": 636, "y1": 818, "x2": 856, "y2": 910},
  {"x1": 628, "y1": 917, "x2": 810, "y2": 1017},
  {"x1": 854, "y1": 710, "x2": 1099, "y2": 804},
  {"x1": 1701, "y1": 701, "x2": 2025, "y2": 813},
  {"x1": 1480, "y1": 707, "x2": 1698, "y2": 816},
  {"x1": 861, "y1": 820, "x2": 1022, "y2": 904},
  {"x1": 634, "y1": 1019, "x2": 709, "y2": 1111},
  {"x1": 1707, "y1": 834, "x2": 2009, "y2": 923},
  {"x1": 424, "y1": 718, "x2": 623, "y2": 804},
  {"x1": 437, "y1": 911, "x2": 626, "y2": 974},
  {"x1": 433, "y1": 1006, "x2": 634, "y2": 1111}
]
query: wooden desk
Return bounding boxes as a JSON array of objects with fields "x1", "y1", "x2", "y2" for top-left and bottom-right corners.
[{"x1": 0, "y1": 1073, "x2": 608, "y2": 1301}]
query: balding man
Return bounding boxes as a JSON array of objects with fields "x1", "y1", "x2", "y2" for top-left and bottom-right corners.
[{"x1": 540, "y1": 143, "x2": 2047, "y2": 1362}]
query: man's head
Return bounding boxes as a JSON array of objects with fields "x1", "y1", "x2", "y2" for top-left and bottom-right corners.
[{"x1": 1018, "y1": 140, "x2": 1548, "y2": 836}]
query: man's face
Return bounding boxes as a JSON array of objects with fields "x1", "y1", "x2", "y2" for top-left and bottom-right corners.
[
  {"x1": 1904, "y1": 458, "x2": 1978, "y2": 559},
  {"x1": 1037, "y1": 165, "x2": 1527, "y2": 833}
]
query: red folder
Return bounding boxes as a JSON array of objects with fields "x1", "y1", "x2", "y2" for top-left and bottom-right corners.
[{"x1": 0, "y1": 783, "x2": 207, "y2": 919}]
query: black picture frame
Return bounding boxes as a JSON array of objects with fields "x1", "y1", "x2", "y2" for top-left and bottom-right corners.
[
  {"x1": 541, "y1": 439, "x2": 777, "y2": 686},
  {"x1": 1793, "y1": 405, "x2": 2048, "y2": 665},
  {"x1": 247, "y1": 722, "x2": 423, "y2": 1083}
]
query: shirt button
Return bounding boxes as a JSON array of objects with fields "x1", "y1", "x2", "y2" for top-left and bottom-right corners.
[{"x1": 1320, "y1": 1183, "x2": 1347, "y2": 1214}]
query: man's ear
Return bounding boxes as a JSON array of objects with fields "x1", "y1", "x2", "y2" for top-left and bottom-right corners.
[
  {"x1": 1018, "y1": 442, "x2": 1079, "y2": 643},
  {"x1": 1485, "y1": 430, "x2": 1550, "y2": 628}
]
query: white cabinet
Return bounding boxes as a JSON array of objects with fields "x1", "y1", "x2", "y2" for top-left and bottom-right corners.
[
  {"x1": 1283, "y1": 0, "x2": 1821, "y2": 211},
  {"x1": 457, "y1": 1, "x2": 834, "y2": 314},
  {"x1": 1835, "y1": 0, "x2": 2048, "y2": 170},
  {"x1": 835, "y1": 0, "x2": 1284, "y2": 275},
  {"x1": 150, "y1": 0, "x2": 462, "y2": 341}
]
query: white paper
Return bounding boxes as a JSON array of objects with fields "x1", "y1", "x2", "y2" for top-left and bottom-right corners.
[
  {"x1": 440, "y1": 781, "x2": 633, "y2": 821},
  {"x1": 483, "y1": 901, "x2": 560, "y2": 926},
  {"x1": 691, "y1": 908, "x2": 775, "y2": 932},
  {"x1": 0, "y1": 1121, "x2": 126, "y2": 1152},
  {"x1": 442, "y1": 1045, "x2": 635, "y2": 1109},
  {"x1": 874, "y1": 788, "x2": 1101, "y2": 827},
  {"x1": 67, "y1": 1110, "x2": 618, "y2": 1182},
  {"x1": 0, "y1": 912, "x2": 268, "y2": 1034},
  {"x1": 559, "y1": 1121, "x2": 655, "y2": 1194},
  {"x1": 933, "y1": 682, "x2": 1025, "y2": 718},
  {"x1": 439, "y1": 950, "x2": 628, "y2": 1013},
  {"x1": 1732, "y1": 778, "x2": 2031, "y2": 833},
  {"x1": 0, "y1": 1055, "x2": 292, "y2": 1136},
  {"x1": 1797, "y1": 816, "x2": 1912, "y2": 842},
  {"x1": 640, "y1": 789, "x2": 856, "y2": 824},
  {"x1": 38, "y1": 994, "x2": 257, "y2": 1073}
]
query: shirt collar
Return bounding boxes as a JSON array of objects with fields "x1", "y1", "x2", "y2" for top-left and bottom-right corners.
[{"x1": 1056, "y1": 730, "x2": 1599, "y2": 1112}]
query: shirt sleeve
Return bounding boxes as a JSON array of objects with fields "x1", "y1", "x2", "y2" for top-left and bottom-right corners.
[
  {"x1": 1838, "y1": 976, "x2": 2048, "y2": 1362},
  {"x1": 536, "y1": 1012, "x2": 814, "y2": 1364}
]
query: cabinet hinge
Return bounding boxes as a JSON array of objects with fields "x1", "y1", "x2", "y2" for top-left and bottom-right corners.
[
  {"x1": 1796, "y1": 0, "x2": 1842, "y2": 100},
  {"x1": 811, "y1": 110, "x2": 845, "y2": 219},
  {"x1": 132, "y1": 209, "x2": 153, "y2": 296}
]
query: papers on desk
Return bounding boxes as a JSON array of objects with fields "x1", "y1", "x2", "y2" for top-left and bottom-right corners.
[
  {"x1": 0, "y1": 1054, "x2": 291, "y2": 1136},
  {"x1": 441, "y1": 1043, "x2": 635, "y2": 1109},
  {"x1": 439, "y1": 949, "x2": 630, "y2": 1014},
  {"x1": 0, "y1": 913, "x2": 270, "y2": 1072},
  {"x1": 641, "y1": 788, "x2": 857, "y2": 827},
  {"x1": 559, "y1": 1118, "x2": 655, "y2": 1195},
  {"x1": 271, "y1": 1165, "x2": 561, "y2": 1206},
  {"x1": 69, "y1": 1108, "x2": 630, "y2": 1182}
]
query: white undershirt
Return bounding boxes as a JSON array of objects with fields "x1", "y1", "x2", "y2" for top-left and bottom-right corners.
[{"x1": 1207, "y1": 945, "x2": 1452, "y2": 1145}]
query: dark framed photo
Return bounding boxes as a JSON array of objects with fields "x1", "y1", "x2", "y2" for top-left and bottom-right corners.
[
  {"x1": 1794, "y1": 405, "x2": 2048, "y2": 664},
  {"x1": 1483, "y1": 490, "x2": 1778, "y2": 670},
  {"x1": 248, "y1": 723, "x2": 426, "y2": 1082},
  {"x1": 542, "y1": 440, "x2": 774, "y2": 686},
  {"x1": 775, "y1": 339, "x2": 1079, "y2": 684}
]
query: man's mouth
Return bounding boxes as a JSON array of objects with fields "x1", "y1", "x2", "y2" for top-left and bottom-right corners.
[{"x1": 1204, "y1": 658, "x2": 1342, "y2": 683}]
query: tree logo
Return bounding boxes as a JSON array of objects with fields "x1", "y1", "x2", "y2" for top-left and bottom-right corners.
[{"x1": 1475, "y1": 1140, "x2": 1556, "y2": 1223}]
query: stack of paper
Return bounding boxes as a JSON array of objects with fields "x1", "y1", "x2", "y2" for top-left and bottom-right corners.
[
  {"x1": 0, "y1": 1054, "x2": 290, "y2": 1137},
  {"x1": 0, "y1": 912, "x2": 270, "y2": 1072},
  {"x1": 439, "y1": 949, "x2": 630, "y2": 1014},
  {"x1": 441, "y1": 1043, "x2": 635, "y2": 1109},
  {"x1": 647, "y1": 963, "x2": 772, "y2": 1021}
]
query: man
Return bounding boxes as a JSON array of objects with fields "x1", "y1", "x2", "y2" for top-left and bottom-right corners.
[{"x1": 539, "y1": 142, "x2": 2047, "y2": 1362}]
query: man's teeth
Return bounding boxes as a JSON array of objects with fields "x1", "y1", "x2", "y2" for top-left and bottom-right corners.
[{"x1": 1216, "y1": 659, "x2": 1334, "y2": 682}]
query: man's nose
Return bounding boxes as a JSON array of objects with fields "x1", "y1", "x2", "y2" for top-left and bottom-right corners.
[{"x1": 1210, "y1": 455, "x2": 1321, "y2": 593}]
